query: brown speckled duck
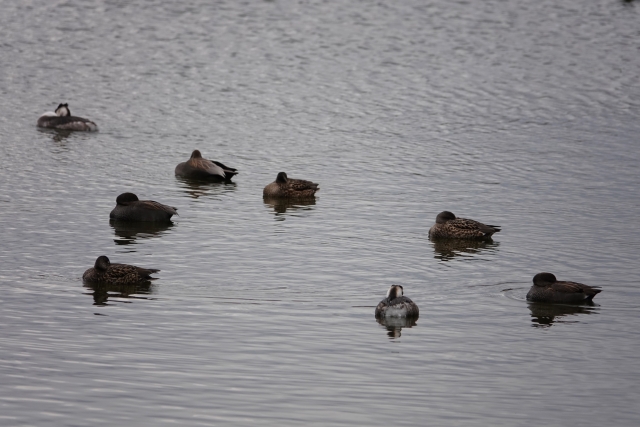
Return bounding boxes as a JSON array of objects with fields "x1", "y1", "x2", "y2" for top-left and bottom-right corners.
[
  {"x1": 110, "y1": 193, "x2": 177, "y2": 222},
  {"x1": 429, "y1": 211, "x2": 500, "y2": 239},
  {"x1": 175, "y1": 149, "x2": 238, "y2": 182},
  {"x1": 526, "y1": 272, "x2": 601, "y2": 303},
  {"x1": 37, "y1": 103, "x2": 98, "y2": 131},
  {"x1": 82, "y1": 255, "x2": 159, "y2": 285},
  {"x1": 263, "y1": 172, "x2": 319, "y2": 199},
  {"x1": 375, "y1": 285, "x2": 420, "y2": 319}
]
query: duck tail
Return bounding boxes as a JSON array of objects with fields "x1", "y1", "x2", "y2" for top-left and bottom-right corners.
[{"x1": 585, "y1": 288, "x2": 602, "y2": 301}]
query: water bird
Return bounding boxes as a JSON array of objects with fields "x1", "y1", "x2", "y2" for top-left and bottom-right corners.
[
  {"x1": 263, "y1": 172, "x2": 319, "y2": 199},
  {"x1": 110, "y1": 192, "x2": 177, "y2": 222},
  {"x1": 175, "y1": 149, "x2": 238, "y2": 182},
  {"x1": 526, "y1": 272, "x2": 601, "y2": 303},
  {"x1": 375, "y1": 285, "x2": 419, "y2": 319},
  {"x1": 37, "y1": 103, "x2": 98, "y2": 131},
  {"x1": 82, "y1": 255, "x2": 159, "y2": 285},
  {"x1": 429, "y1": 211, "x2": 500, "y2": 239}
]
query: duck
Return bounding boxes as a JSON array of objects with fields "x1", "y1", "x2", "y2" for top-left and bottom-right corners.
[
  {"x1": 375, "y1": 285, "x2": 420, "y2": 319},
  {"x1": 263, "y1": 172, "x2": 319, "y2": 199},
  {"x1": 110, "y1": 192, "x2": 177, "y2": 222},
  {"x1": 37, "y1": 103, "x2": 98, "y2": 131},
  {"x1": 526, "y1": 272, "x2": 601, "y2": 303},
  {"x1": 428, "y1": 211, "x2": 500, "y2": 239},
  {"x1": 82, "y1": 255, "x2": 159, "y2": 285},
  {"x1": 175, "y1": 149, "x2": 238, "y2": 182}
]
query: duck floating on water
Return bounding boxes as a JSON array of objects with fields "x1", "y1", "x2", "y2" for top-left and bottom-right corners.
[
  {"x1": 526, "y1": 272, "x2": 601, "y2": 303},
  {"x1": 175, "y1": 149, "x2": 238, "y2": 182},
  {"x1": 37, "y1": 103, "x2": 98, "y2": 131},
  {"x1": 82, "y1": 255, "x2": 159, "y2": 285},
  {"x1": 263, "y1": 172, "x2": 319, "y2": 199},
  {"x1": 375, "y1": 285, "x2": 420, "y2": 319},
  {"x1": 429, "y1": 211, "x2": 500, "y2": 239},
  {"x1": 110, "y1": 192, "x2": 177, "y2": 222}
]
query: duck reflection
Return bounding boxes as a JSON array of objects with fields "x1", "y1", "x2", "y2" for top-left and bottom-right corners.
[
  {"x1": 110, "y1": 219, "x2": 173, "y2": 245},
  {"x1": 264, "y1": 197, "x2": 316, "y2": 218},
  {"x1": 38, "y1": 128, "x2": 74, "y2": 145},
  {"x1": 376, "y1": 316, "x2": 418, "y2": 339},
  {"x1": 83, "y1": 281, "x2": 155, "y2": 306},
  {"x1": 431, "y1": 238, "x2": 499, "y2": 261},
  {"x1": 528, "y1": 302, "x2": 598, "y2": 328},
  {"x1": 175, "y1": 176, "x2": 237, "y2": 199}
]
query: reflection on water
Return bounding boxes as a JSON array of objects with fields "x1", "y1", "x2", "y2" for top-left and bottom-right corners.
[
  {"x1": 431, "y1": 238, "x2": 499, "y2": 261},
  {"x1": 38, "y1": 128, "x2": 74, "y2": 145},
  {"x1": 263, "y1": 197, "x2": 316, "y2": 219},
  {"x1": 175, "y1": 176, "x2": 237, "y2": 199},
  {"x1": 83, "y1": 281, "x2": 155, "y2": 306},
  {"x1": 110, "y1": 219, "x2": 174, "y2": 245},
  {"x1": 528, "y1": 302, "x2": 598, "y2": 328},
  {"x1": 376, "y1": 316, "x2": 418, "y2": 339}
]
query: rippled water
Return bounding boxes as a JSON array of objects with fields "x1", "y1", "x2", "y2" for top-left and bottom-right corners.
[{"x1": 1, "y1": 0, "x2": 640, "y2": 425}]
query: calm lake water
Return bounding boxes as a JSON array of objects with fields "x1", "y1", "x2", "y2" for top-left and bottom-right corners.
[{"x1": 1, "y1": 0, "x2": 639, "y2": 425}]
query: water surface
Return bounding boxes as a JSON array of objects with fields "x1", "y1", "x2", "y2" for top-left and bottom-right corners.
[{"x1": 1, "y1": 0, "x2": 639, "y2": 425}]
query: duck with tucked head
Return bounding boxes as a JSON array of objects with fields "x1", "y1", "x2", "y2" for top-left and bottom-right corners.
[
  {"x1": 110, "y1": 192, "x2": 177, "y2": 222},
  {"x1": 526, "y1": 272, "x2": 601, "y2": 303},
  {"x1": 429, "y1": 211, "x2": 500, "y2": 239},
  {"x1": 263, "y1": 172, "x2": 319, "y2": 199},
  {"x1": 375, "y1": 285, "x2": 420, "y2": 319},
  {"x1": 82, "y1": 255, "x2": 159, "y2": 285},
  {"x1": 175, "y1": 149, "x2": 238, "y2": 182},
  {"x1": 37, "y1": 103, "x2": 98, "y2": 131}
]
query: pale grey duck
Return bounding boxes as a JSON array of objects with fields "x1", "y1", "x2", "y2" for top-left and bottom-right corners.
[
  {"x1": 110, "y1": 193, "x2": 177, "y2": 222},
  {"x1": 175, "y1": 149, "x2": 238, "y2": 182},
  {"x1": 37, "y1": 103, "x2": 98, "y2": 131}
]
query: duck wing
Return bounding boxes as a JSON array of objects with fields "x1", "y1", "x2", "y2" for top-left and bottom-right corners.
[
  {"x1": 288, "y1": 178, "x2": 319, "y2": 192},
  {"x1": 211, "y1": 160, "x2": 238, "y2": 175},
  {"x1": 39, "y1": 115, "x2": 98, "y2": 131},
  {"x1": 111, "y1": 263, "x2": 160, "y2": 279},
  {"x1": 137, "y1": 200, "x2": 178, "y2": 215},
  {"x1": 449, "y1": 218, "x2": 498, "y2": 236},
  {"x1": 552, "y1": 281, "x2": 601, "y2": 296},
  {"x1": 191, "y1": 158, "x2": 226, "y2": 178}
]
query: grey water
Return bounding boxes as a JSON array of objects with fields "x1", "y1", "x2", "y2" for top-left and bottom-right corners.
[{"x1": 1, "y1": 0, "x2": 639, "y2": 425}]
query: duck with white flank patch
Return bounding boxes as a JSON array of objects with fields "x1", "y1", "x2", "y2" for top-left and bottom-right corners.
[
  {"x1": 375, "y1": 285, "x2": 419, "y2": 319},
  {"x1": 429, "y1": 211, "x2": 500, "y2": 239},
  {"x1": 37, "y1": 103, "x2": 98, "y2": 131}
]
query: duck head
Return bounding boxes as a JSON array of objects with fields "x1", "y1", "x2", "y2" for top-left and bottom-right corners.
[
  {"x1": 533, "y1": 272, "x2": 557, "y2": 287},
  {"x1": 190, "y1": 150, "x2": 203, "y2": 159},
  {"x1": 94, "y1": 255, "x2": 111, "y2": 272},
  {"x1": 55, "y1": 103, "x2": 70, "y2": 117},
  {"x1": 436, "y1": 211, "x2": 456, "y2": 224},
  {"x1": 116, "y1": 192, "x2": 140, "y2": 205},
  {"x1": 386, "y1": 285, "x2": 404, "y2": 300},
  {"x1": 276, "y1": 172, "x2": 288, "y2": 184}
]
